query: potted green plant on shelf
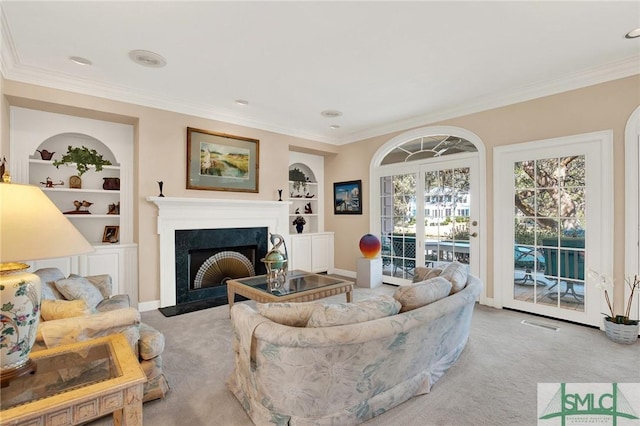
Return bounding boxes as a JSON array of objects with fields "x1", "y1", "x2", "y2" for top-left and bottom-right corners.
[
  {"x1": 53, "y1": 146, "x2": 112, "y2": 188},
  {"x1": 588, "y1": 269, "x2": 639, "y2": 344},
  {"x1": 53, "y1": 145, "x2": 112, "y2": 176},
  {"x1": 289, "y1": 167, "x2": 308, "y2": 194}
]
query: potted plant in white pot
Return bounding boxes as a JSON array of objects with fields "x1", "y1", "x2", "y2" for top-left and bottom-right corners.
[{"x1": 588, "y1": 270, "x2": 639, "y2": 344}]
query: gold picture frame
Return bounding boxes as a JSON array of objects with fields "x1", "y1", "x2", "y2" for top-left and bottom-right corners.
[
  {"x1": 186, "y1": 127, "x2": 259, "y2": 192},
  {"x1": 102, "y1": 226, "x2": 119, "y2": 243}
]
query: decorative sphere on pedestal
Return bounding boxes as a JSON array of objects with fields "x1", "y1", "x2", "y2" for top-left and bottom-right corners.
[{"x1": 359, "y1": 234, "x2": 381, "y2": 258}]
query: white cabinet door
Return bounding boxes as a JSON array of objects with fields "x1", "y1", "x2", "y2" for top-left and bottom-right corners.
[
  {"x1": 311, "y1": 234, "x2": 331, "y2": 273},
  {"x1": 289, "y1": 235, "x2": 312, "y2": 271},
  {"x1": 289, "y1": 233, "x2": 334, "y2": 273}
]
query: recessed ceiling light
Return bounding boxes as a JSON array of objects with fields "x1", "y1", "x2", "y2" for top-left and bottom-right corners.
[
  {"x1": 329, "y1": 125, "x2": 341, "y2": 129},
  {"x1": 69, "y1": 56, "x2": 92, "y2": 66},
  {"x1": 235, "y1": 99, "x2": 249, "y2": 106},
  {"x1": 321, "y1": 110, "x2": 343, "y2": 118},
  {"x1": 625, "y1": 28, "x2": 640, "y2": 39},
  {"x1": 128, "y1": 50, "x2": 167, "y2": 68}
]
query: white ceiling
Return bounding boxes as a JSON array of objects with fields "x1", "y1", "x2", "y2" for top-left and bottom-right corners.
[{"x1": 1, "y1": 1, "x2": 639, "y2": 145}]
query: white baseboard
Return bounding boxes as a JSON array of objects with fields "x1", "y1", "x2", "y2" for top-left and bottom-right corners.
[
  {"x1": 332, "y1": 268, "x2": 356, "y2": 279},
  {"x1": 138, "y1": 300, "x2": 160, "y2": 312}
]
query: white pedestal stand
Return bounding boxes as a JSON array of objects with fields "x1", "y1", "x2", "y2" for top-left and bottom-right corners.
[{"x1": 356, "y1": 257, "x2": 383, "y2": 288}]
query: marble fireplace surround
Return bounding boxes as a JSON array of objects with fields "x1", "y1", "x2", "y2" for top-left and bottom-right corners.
[{"x1": 147, "y1": 197, "x2": 290, "y2": 308}]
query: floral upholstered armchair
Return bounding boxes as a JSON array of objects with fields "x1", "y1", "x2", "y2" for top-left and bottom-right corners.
[{"x1": 33, "y1": 267, "x2": 170, "y2": 402}]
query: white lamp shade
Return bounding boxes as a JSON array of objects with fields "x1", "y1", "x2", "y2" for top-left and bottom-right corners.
[{"x1": 0, "y1": 183, "x2": 94, "y2": 263}]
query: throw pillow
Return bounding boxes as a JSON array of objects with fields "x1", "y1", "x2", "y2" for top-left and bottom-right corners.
[
  {"x1": 54, "y1": 276, "x2": 104, "y2": 309},
  {"x1": 412, "y1": 267, "x2": 443, "y2": 283},
  {"x1": 393, "y1": 277, "x2": 453, "y2": 312},
  {"x1": 257, "y1": 301, "x2": 320, "y2": 327},
  {"x1": 306, "y1": 295, "x2": 401, "y2": 327},
  {"x1": 34, "y1": 267, "x2": 66, "y2": 300},
  {"x1": 439, "y1": 261, "x2": 469, "y2": 294},
  {"x1": 40, "y1": 299, "x2": 91, "y2": 321}
]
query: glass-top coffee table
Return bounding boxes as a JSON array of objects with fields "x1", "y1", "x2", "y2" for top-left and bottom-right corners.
[
  {"x1": 227, "y1": 270, "x2": 353, "y2": 313},
  {"x1": 0, "y1": 334, "x2": 145, "y2": 426}
]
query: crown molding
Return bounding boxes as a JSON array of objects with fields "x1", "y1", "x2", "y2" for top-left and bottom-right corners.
[
  {"x1": 334, "y1": 55, "x2": 640, "y2": 145},
  {"x1": 2, "y1": 6, "x2": 638, "y2": 148}
]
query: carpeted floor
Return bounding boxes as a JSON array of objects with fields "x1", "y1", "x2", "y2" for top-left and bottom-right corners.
[{"x1": 91, "y1": 285, "x2": 639, "y2": 426}]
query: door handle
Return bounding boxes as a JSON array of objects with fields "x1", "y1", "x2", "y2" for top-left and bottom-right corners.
[{"x1": 470, "y1": 232, "x2": 478, "y2": 238}]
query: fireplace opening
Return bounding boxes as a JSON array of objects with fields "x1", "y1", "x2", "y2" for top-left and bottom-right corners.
[
  {"x1": 174, "y1": 227, "x2": 268, "y2": 307},
  {"x1": 190, "y1": 248, "x2": 256, "y2": 289}
]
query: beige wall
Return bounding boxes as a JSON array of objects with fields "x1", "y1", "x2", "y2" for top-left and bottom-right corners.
[
  {"x1": 328, "y1": 75, "x2": 640, "y2": 305},
  {"x1": 2, "y1": 75, "x2": 639, "y2": 307},
  {"x1": 1, "y1": 79, "x2": 338, "y2": 303},
  {"x1": 1, "y1": 77, "x2": 9, "y2": 163}
]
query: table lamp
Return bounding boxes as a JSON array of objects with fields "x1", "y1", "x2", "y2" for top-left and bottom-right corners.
[{"x1": 0, "y1": 180, "x2": 94, "y2": 385}]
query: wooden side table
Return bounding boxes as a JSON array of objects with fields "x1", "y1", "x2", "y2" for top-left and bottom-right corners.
[{"x1": 0, "y1": 334, "x2": 146, "y2": 426}]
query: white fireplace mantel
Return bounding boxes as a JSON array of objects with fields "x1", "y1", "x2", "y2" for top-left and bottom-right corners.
[{"x1": 147, "y1": 196, "x2": 291, "y2": 307}]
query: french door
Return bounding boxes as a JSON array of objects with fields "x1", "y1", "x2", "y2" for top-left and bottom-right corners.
[
  {"x1": 375, "y1": 155, "x2": 480, "y2": 285},
  {"x1": 494, "y1": 131, "x2": 613, "y2": 326}
]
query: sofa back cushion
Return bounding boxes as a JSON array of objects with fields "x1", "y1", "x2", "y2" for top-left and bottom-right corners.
[
  {"x1": 54, "y1": 276, "x2": 105, "y2": 309},
  {"x1": 34, "y1": 268, "x2": 66, "y2": 300},
  {"x1": 306, "y1": 295, "x2": 401, "y2": 327},
  {"x1": 439, "y1": 261, "x2": 469, "y2": 294},
  {"x1": 257, "y1": 301, "x2": 320, "y2": 327},
  {"x1": 393, "y1": 277, "x2": 453, "y2": 312},
  {"x1": 412, "y1": 267, "x2": 443, "y2": 283}
]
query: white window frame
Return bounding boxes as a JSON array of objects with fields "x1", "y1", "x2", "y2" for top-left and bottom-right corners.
[
  {"x1": 624, "y1": 106, "x2": 640, "y2": 322},
  {"x1": 370, "y1": 125, "x2": 487, "y2": 302},
  {"x1": 493, "y1": 130, "x2": 613, "y2": 327}
]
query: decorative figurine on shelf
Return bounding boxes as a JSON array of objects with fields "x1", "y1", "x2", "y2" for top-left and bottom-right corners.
[
  {"x1": 157, "y1": 181, "x2": 165, "y2": 197},
  {"x1": 107, "y1": 202, "x2": 120, "y2": 215},
  {"x1": 64, "y1": 200, "x2": 93, "y2": 215},
  {"x1": 292, "y1": 216, "x2": 306, "y2": 234},
  {"x1": 40, "y1": 177, "x2": 64, "y2": 188},
  {"x1": 278, "y1": 189, "x2": 283, "y2": 201},
  {"x1": 261, "y1": 233, "x2": 288, "y2": 292},
  {"x1": 304, "y1": 202, "x2": 312, "y2": 214},
  {"x1": 304, "y1": 193, "x2": 315, "y2": 198},
  {"x1": 295, "y1": 207, "x2": 300, "y2": 214}
]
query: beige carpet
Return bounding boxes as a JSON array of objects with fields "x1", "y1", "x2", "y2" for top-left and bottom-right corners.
[{"x1": 91, "y1": 285, "x2": 639, "y2": 426}]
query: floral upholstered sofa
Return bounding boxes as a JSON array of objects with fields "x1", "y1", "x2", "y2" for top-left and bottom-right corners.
[
  {"x1": 227, "y1": 262, "x2": 481, "y2": 425},
  {"x1": 32, "y1": 267, "x2": 170, "y2": 402}
]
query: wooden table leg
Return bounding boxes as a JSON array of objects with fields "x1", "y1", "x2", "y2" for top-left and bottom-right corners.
[
  {"x1": 227, "y1": 283, "x2": 235, "y2": 316},
  {"x1": 114, "y1": 385, "x2": 143, "y2": 426},
  {"x1": 346, "y1": 286, "x2": 353, "y2": 303}
]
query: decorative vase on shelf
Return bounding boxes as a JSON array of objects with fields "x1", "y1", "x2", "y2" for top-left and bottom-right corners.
[
  {"x1": 296, "y1": 224, "x2": 304, "y2": 234},
  {"x1": 102, "y1": 177, "x2": 120, "y2": 190},
  {"x1": 603, "y1": 319, "x2": 639, "y2": 344},
  {"x1": 36, "y1": 149, "x2": 55, "y2": 160}
]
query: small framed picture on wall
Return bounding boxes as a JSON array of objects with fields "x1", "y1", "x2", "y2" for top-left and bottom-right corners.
[
  {"x1": 102, "y1": 225, "x2": 120, "y2": 243},
  {"x1": 333, "y1": 180, "x2": 362, "y2": 215}
]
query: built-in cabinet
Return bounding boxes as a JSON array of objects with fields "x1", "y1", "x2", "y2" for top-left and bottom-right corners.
[
  {"x1": 288, "y1": 162, "x2": 319, "y2": 234},
  {"x1": 287, "y1": 152, "x2": 334, "y2": 273},
  {"x1": 289, "y1": 233, "x2": 334, "y2": 273},
  {"x1": 9, "y1": 107, "x2": 138, "y2": 304}
]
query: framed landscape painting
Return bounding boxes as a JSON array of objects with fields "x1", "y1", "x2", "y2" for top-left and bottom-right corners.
[
  {"x1": 334, "y1": 180, "x2": 362, "y2": 215},
  {"x1": 186, "y1": 127, "x2": 259, "y2": 192}
]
